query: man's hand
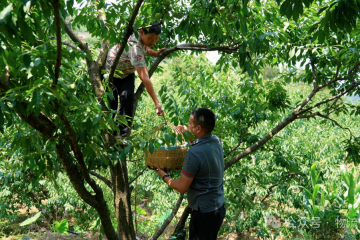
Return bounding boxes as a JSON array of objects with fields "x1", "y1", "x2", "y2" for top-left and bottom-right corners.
[
  {"x1": 155, "y1": 48, "x2": 166, "y2": 57},
  {"x1": 156, "y1": 104, "x2": 164, "y2": 116},
  {"x1": 154, "y1": 164, "x2": 166, "y2": 178},
  {"x1": 177, "y1": 125, "x2": 189, "y2": 132}
]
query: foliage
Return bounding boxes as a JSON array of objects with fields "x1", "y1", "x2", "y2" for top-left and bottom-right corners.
[
  {"x1": 1, "y1": 0, "x2": 360, "y2": 239},
  {"x1": 19, "y1": 212, "x2": 42, "y2": 227},
  {"x1": 53, "y1": 219, "x2": 69, "y2": 234}
]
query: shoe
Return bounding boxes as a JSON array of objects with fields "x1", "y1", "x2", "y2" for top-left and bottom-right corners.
[
  {"x1": 114, "y1": 135, "x2": 128, "y2": 146},
  {"x1": 114, "y1": 135, "x2": 122, "y2": 142}
]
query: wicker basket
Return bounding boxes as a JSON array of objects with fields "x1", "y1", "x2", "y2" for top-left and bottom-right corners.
[{"x1": 145, "y1": 119, "x2": 188, "y2": 171}]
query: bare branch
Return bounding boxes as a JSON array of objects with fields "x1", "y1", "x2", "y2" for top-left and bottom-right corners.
[
  {"x1": 261, "y1": 184, "x2": 278, "y2": 203},
  {"x1": 60, "y1": 17, "x2": 90, "y2": 54},
  {"x1": 349, "y1": 61, "x2": 360, "y2": 74},
  {"x1": 52, "y1": 0, "x2": 62, "y2": 86},
  {"x1": 108, "y1": 0, "x2": 145, "y2": 84},
  {"x1": 49, "y1": 36, "x2": 82, "y2": 52},
  {"x1": 137, "y1": 21, "x2": 162, "y2": 30},
  {"x1": 224, "y1": 112, "x2": 298, "y2": 170},
  {"x1": 226, "y1": 125, "x2": 250, "y2": 157},
  {"x1": 129, "y1": 167, "x2": 147, "y2": 185},
  {"x1": 298, "y1": 81, "x2": 360, "y2": 115},
  {"x1": 149, "y1": 194, "x2": 184, "y2": 240},
  {"x1": 298, "y1": 112, "x2": 360, "y2": 144},
  {"x1": 90, "y1": 171, "x2": 113, "y2": 189}
]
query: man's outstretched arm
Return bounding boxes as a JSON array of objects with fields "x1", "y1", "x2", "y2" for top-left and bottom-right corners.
[{"x1": 154, "y1": 164, "x2": 193, "y2": 194}]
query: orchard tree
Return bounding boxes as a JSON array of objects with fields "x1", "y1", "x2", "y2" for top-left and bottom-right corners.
[{"x1": 0, "y1": 0, "x2": 360, "y2": 239}]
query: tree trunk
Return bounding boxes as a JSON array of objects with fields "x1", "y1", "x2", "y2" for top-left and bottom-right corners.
[{"x1": 113, "y1": 160, "x2": 136, "y2": 240}]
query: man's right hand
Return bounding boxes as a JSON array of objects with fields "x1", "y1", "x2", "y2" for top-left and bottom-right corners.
[{"x1": 156, "y1": 104, "x2": 164, "y2": 116}]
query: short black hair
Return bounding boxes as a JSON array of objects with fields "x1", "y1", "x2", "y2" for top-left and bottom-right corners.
[
  {"x1": 191, "y1": 108, "x2": 215, "y2": 133},
  {"x1": 142, "y1": 21, "x2": 161, "y2": 35}
]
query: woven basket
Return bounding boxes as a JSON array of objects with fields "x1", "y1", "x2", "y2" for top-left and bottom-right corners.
[{"x1": 145, "y1": 119, "x2": 188, "y2": 171}]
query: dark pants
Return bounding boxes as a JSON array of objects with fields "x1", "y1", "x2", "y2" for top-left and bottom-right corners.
[
  {"x1": 189, "y1": 204, "x2": 226, "y2": 240},
  {"x1": 102, "y1": 73, "x2": 135, "y2": 137}
]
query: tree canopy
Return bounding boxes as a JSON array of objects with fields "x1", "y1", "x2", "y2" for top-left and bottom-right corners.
[{"x1": 0, "y1": 0, "x2": 360, "y2": 239}]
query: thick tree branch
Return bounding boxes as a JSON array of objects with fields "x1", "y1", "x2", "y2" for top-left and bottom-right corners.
[
  {"x1": 52, "y1": 0, "x2": 62, "y2": 86},
  {"x1": 90, "y1": 171, "x2": 113, "y2": 189},
  {"x1": 55, "y1": 105, "x2": 102, "y2": 194},
  {"x1": 149, "y1": 194, "x2": 184, "y2": 240},
  {"x1": 172, "y1": 206, "x2": 192, "y2": 237},
  {"x1": 224, "y1": 111, "x2": 299, "y2": 170},
  {"x1": 108, "y1": 0, "x2": 145, "y2": 84},
  {"x1": 56, "y1": 140, "x2": 119, "y2": 240},
  {"x1": 97, "y1": 40, "x2": 109, "y2": 69},
  {"x1": 49, "y1": 36, "x2": 82, "y2": 52}
]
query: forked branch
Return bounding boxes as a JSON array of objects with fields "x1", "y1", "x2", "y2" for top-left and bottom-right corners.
[{"x1": 108, "y1": 0, "x2": 145, "y2": 84}]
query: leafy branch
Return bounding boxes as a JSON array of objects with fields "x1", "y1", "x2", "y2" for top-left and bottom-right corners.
[
  {"x1": 52, "y1": 0, "x2": 62, "y2": 86},
  {"x1": 108, "y1": 0, "x2": 145, "y2": 84}
]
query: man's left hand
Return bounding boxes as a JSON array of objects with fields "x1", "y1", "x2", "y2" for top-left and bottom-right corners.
[{"x1": 154, "y1": 164, "x2": 166, "y2": 178}]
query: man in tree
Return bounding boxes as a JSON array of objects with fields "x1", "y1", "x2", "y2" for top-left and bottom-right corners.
[
  {"x1": 154, "y1": 108, "x2": 226, "y2": 240},
  {"x1": 102, "y1": 21, "x2": 165, "y2": 141}
]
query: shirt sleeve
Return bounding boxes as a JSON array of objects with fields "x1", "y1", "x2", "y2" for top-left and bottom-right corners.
[
  {"x1": 182, "y1": 151, "x2": 199, "y2": 178},
  {"x1": 128, "y1": 42, "x2": 147, "y2": 68}
]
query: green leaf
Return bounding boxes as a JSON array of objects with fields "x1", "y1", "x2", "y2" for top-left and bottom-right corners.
[
  {"x1": 53, "y1": 219, "x2": 69, "y2": 233},
  {"x1": 135, "y1": 206, "x2": 147, "y2": 215},
  {"x1": 0, "y1": 3, "x2": 12, "y2": 23},
  {"x1": 93, "y1": 113, "x2": 102, "y2": 126},
  {"x1": 23, "y1": 1, "x2": 31, "y2": 14},
  {"x1": 289, "y1": 47, "x2": 296, "y2": 58},
  {"x1": 19, "y1": 211, "x2": 41, "y2": 226},
  {"x1": 120, "y1": 150, "x2": 126, "y2": 163},
  {"x1": 32, "y1": 88, "x2": 41, "y2": 109},
  {"x1": 280, "y1": 0, "x2": 289, "y2": 16},
  {"x1": 320, "y1": 189, "x2": 325, "y2": 207},
  {"x1": 311, "y1": 162, "x2": 318, "y2": 188},
  {"x1": 312, "y1": 184, "x2": 320, "y2": 203},
  {"x1": 317, "y1": 30, "x2": 325, "y2": 44},
  {"x1": 24, "y1": 54, "x2": 31, "y2": 68},
  {"x1": 348, "y1": 171, "x2": 355, "y2": 204},
  {"x1": 67, "y1": 0, "x2": 74, "y2": 16},
  {"x1": 148, "y1": 141, "x2": 155, "y2": 154},
  {"x1": 285, "y1": 3, "x2": 292, "y2": 19},
  {"x1": 293, "y1": 4, "x2": 299, "y2": 21}
]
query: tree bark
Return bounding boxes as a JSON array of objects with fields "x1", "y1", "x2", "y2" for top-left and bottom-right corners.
[
  {"x1": 113, "y1": 160, "x2": 136, "y2": 240},
  {"x1": 172, "y1": 206, "x2": 192, "y2": 239}
]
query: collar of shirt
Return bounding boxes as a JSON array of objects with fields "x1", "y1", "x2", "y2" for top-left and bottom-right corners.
[
  {"x1": 191, "y1": 133, "x2": 213, "y2": 146},
  {"x1": 131, "y1": 34, "x2": 148, "y2": 53}
]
